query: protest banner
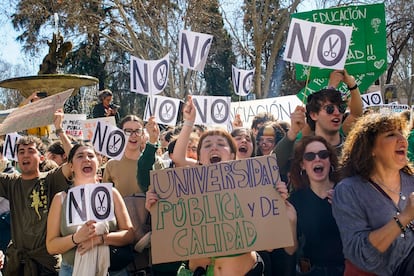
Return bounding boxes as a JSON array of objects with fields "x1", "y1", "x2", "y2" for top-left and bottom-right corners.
[
  {"x1": 66, "y1": 183, "x2": 114, "y2": 227},
  {"x1": 179, "y1": 30, "x2": 213, "y2": 72},
  {"x1": 192, "y1": 95, "x2": 231, "y2": 126},
  {"x1": 82, "y1": 116, "x2": 116, "y2": 141},
  {"x1": 0, "y1": 89, "x2": 73, "y2": 135},
  {"x1": 92, "y1": 120, "x2": 127, "y2": 160},
  {"x1": 291, "y1": 3, "x2": 386, "y2": 100},
  {"x1": 0, "y1": 108, "x2": 16, "y2": 124},
  {"x1": 130, "y1": 53, "x2": 169, "y2": 95},
  {"x1": 143, "y1": 95, "x2": 181, "y2": 126},
  {"x1": 150, "y1": 155, "x2": 294, "y2": 264},
  {"x1": 284, "y1": 18, "x2": 352, "y2": 70},
  {"x1": 230, "y1": 95, "x2": 303, "y2": 128},
  {"x1": 232, "y1": 66, "x2": 255, "y2": 96},
  {"x1": 3, "y1": 133, "x2": 21, "y2": 161}
]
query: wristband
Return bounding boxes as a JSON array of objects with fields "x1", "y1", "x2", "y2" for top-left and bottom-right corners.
[
  {"x1": 183, "y1": 120, "x2": 194, "y2": 127},
  {"x1": 100, "y1": 234, "x2": 105, "y2": 245},
  {"x1": 348, "y1": 84, "x2": 358, "y2": 91},
  {"x1": 393, "y1": 216, "x2": 406, "y2": 237},
  {"x1": 147, "y1": 141, "x2": 160, "y2": 148},
  {"x1": 55, "y1": 128, "x2": 64, "y2": 135},
  {"x1": 71, "y1": 233, "x2": 79, "y2": 246}
]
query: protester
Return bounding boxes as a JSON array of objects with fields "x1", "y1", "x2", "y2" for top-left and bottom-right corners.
[
  {"x1": 46, "y1": 141, "x2": 67, "y2": 166},
  {"x1": 275, "y1": 69, "x2": 363, "y2": 181},
  {"x1": 289, "y1": 136, "x2": 344, "y2": 275},
  {"x1": 250, "y1": 112, "x2": 277, "y2": 136},
  {"x1": 0, "y1": 110, "x2": 72, "y2": 275},
  {"x1": 91, "y1": 89, "x2": 120, "y2": 123},
  {"x1": 0, "y1": 250, "x2": 4, "y2": 275},
  {"x1": 231, "y1": 127, "x2": 256, "y2": 159},
  {"x1": 46, "y1": 142, "x2": 134, "y2": 275},
  {"x1": 256, "y1": 122, "x2": 285, "y2": 156},
  {"x1": 146, "y1": 96, "x2": 297, "y2": 275},
  {"x1": 103, "y1": 115, "x2": 144, "y2": 197},
  {"x1": 333, "y1": 112, "x2": 414, "y2": 275}
]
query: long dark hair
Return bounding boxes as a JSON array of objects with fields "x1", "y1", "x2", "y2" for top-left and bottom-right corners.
[{"x1": 290, "y1": 136, "x2": 339, "y2": 191}]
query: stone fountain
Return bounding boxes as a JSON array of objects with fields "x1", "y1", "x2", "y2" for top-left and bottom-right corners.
[{"x1": 0, "y1": 13, "x2": 98, "y2": 99}]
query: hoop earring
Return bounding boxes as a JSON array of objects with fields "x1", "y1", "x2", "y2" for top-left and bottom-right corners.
[
  {"x1": 330, "y1": 165, "x2": 335, "y2": 173},
  {"x1": 300, "y1": 169, "x2": 306, "y2": 176}
]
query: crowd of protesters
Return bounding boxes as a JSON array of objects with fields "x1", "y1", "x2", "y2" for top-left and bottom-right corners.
[{"x1": 1, "y1": 69, "x2": 414, "y2": 276}]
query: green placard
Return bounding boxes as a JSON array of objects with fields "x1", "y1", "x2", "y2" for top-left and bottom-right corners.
[{"x1": 292, "y1": 4, "x2": 386, "y2": 101}]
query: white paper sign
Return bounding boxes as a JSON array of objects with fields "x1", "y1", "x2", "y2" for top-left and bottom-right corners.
[
  {"x1": 230, "y1": 95, "x2": 303, "y2": 128},
  {"x1": 92, "y1": 121, "x2": 127, "y2": 160},
  {"x1": 62, "y1": 114, "x2": 87, "y2": 138},
  {"x1": 284, "y1": 18, "x2": 353, "y2": 70},
  {"x1": 361, "y1": 91, "x2": 383, "y2": 108},
  {"x1": 232, "y1": 66, "x2": 255, "y2": 96},
  {"x1": 3, "y1": 133, "x2": 21, "y2": 161},
  {"x1": 130, "y1": 53, "x2": 169, "y2": 95},
  {"x1": 144, "y1": 95, "x2": 181, "y2": 126},
  {"x1": 66, "y1": 183, "x2": 115, "y2": 226},
  {"x1": 179, "y1": 30, "x2": 213, "y2": 72},
  {"x1": 82, "y1": 117, "x2": 117, "y2": 141},
  {"x1": 192, "y1": 95, "x2": 231, "y2": 126}
]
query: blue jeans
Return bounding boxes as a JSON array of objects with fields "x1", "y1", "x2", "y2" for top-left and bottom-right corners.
[{"x1": 59, "y1": 261, "x2": 129, "y2": 276}]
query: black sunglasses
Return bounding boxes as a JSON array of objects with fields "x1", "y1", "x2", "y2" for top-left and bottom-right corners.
[
  {"x1": 322, "y1": 104, "x2": 347, "y2": 114},
  {"x1": 303, "y1": 150, "x2": 330, "y2": 161}
]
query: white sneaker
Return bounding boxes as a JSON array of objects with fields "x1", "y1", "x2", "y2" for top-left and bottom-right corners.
[{"x1": 134, "y1": 231, "x2": 151, "y2": 253}]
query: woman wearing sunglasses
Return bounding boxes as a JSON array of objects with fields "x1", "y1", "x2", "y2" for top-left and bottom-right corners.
[
  {"x1": 288, "y1": 135, "x2": 344, "y2": 276},
  {"x1": 333, "y1": 113, "x2": 414, "y2": 276}
]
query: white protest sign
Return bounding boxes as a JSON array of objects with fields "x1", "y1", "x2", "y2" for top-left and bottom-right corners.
[
  {"x1": 179, "y1": 30, "x2": 213, "y2": 72},
  {"x1": 82, "y1": 117, "x2": 117, "y2": 141},
  {"x1": 284, "y1": 18, "x2": 353, "y2": 70},
  {"x1": 92, "y1": 121, "x2": 127, "y2": 160},
  {"x1": 66, "y1": 183, "x2": 115, "y2": 226},
  {"x1": 192, "y1": 95, "x2": 231, "y2": 126},
  {"x1": 3, "y1": 133, "x2": 21, "y2": 161},
  {"x1": 361, "y1": 91, "x2": 383, "y2": 108},
  {"x1": 130, "y1": 53, "x2": 169, "y2": 95},
  {"x1": 232, "y1": 66, "x2": 255, "y2": 96},
  {"x1": 143, "y1": 95, "x2": 181, "y2": 126},
  {"x1": 0, "y1": 89, "x2": 73, "y2": 135},
  {"x1": 230, "y1": 95, "x2": 303, "y2": 128},
  {"x1": 61, "y1": 114, "x2": 87, "y2": 138}
]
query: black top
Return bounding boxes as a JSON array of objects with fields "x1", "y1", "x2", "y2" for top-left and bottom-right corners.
[{"x1": 289, "y1": 187, "x2": 344, "y2": 267}]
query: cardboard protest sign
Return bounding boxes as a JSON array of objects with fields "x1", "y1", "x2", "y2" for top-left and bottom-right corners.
[
  {"x1": 0, "y1": 89, "x2": 73, "y2": 135},
  {"x1": 361, "y1": 91, "x2": 383, "y2": 108},
  {"x1": 149, "y1": 155, "x2": 294, "y2": 264},
  {"x1": 284, "y1": 18, "x2": 352, "y2": 70},
  {"x1": 66, "y1": 183, "x2": 115, "y2": 227},
  {"x1": 230, "y1": 95, "x2": 303, "y2": 128},
  {"x1": 3, "y1": 133, "x2": 21, "y2": 161},
  {"x1": 0, "y1": 108, "x2": 16, "y2": 124},
  {"x1": 292, "y1": 3, "x2": 386, "y2": 99},
  {"x1": 179, "y1": 30, "x2": 213, "y2": 72},
  {"x1": 143, "y1": 95, "x2": 181, "y2": 126},
  {"x1": 130, "y1": 54, "x2": 169, "y2": 95},
  {"x1": 192, "y1": 95, "x2": 231, "y2": 126},
  {"x1": 82, "y1": 117, "x2": 116, "y2": 141},
  {"x1": 232, "y1": 66, "x2": 255, "y2": 96},
  {"x1": 92, "y1": 121, "x2": 127, "y2": 160}
]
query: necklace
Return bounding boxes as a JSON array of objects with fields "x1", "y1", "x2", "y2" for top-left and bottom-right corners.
[{"x1": 370, "y1": 178, "x2": 406, "y2": 201}]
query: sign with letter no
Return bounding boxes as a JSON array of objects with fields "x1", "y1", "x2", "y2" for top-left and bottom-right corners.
[
  {"x1": 291, "y1": 4, "x2": 386, "y2": 100},
  {"x1": 92, "y1": 121, "x2": 127, "y2": 160}
]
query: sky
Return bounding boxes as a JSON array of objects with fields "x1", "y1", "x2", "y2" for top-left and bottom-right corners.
[{"x1": 0, "y1": 1, "x2": 317, "y2": 77}]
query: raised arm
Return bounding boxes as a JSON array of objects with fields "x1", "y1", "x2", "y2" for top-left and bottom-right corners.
[
  {"x1": 340, "y1": 69, "x2": 363, "y2": 134},
  {"x1": 172, "y1": 96, "x2": 198, "y2": 167},
  {"x1": 53, "y1": 109, "x2": 73, "y2": 179}
]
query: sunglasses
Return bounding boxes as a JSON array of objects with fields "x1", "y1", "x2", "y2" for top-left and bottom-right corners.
[
  {"x1": 124, "y1": 128, "x2": 143, "y2": 136},
  {"x1": 322, "y1": 104, "x2": 347, "y2": 114},
  {"x1": 303, "y1": 150, "x2": 330, "y2": 161}
]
